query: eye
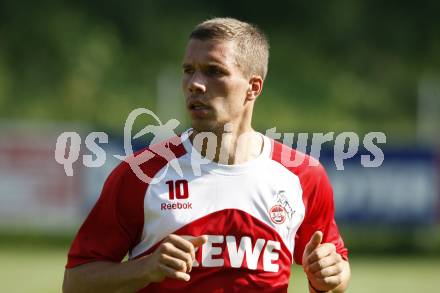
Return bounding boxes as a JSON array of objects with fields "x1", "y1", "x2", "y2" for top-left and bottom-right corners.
[
  {"x1": 183, "y1": 66, "x2": 194, "y2": 75},
  {"x1": 205, "y1": 66, "x2": 226, "y2": 77}
]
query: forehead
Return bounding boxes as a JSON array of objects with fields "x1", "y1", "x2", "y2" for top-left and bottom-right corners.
[{"x1": 183, "y1": 38, "x2": 238, "y2": 67}]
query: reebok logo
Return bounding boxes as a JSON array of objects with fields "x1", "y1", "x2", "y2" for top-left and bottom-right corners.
[{"x1": 161, "y1": 202, "x2": 193, "y2": 210}]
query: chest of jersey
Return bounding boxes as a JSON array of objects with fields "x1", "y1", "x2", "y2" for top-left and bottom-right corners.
[{"x1": 131, "y1": 154, "x2": 305, "y2": 266}]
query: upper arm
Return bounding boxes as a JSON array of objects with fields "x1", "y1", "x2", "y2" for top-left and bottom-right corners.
[
  {"x1": 294, "y1": 164, "x2": 348, "y2": 265},
  {"x1": 66, "y1": 163, "x2": 146, "y2": 268}
]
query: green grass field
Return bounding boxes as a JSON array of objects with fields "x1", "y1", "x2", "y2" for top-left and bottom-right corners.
[{"x1": 1, "y1": 246, "x2": 438, "y2": 292}]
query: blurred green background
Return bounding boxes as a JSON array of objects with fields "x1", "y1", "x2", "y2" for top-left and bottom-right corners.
[
  {"x1": 0, "y1": 0, "x2": 439, "y2": 292},
  {"x1": 1, "y1": 0, "x2": 439, "y2": 139}
]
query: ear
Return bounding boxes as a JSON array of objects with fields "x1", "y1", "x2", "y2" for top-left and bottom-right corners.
[{"x1": 246, "y1": 75, "x2": 263, "y2": 101}]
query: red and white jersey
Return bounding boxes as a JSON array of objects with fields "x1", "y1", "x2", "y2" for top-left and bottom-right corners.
[{"x1": 66, "y1": 130, "x2": 348, "y2": 292}]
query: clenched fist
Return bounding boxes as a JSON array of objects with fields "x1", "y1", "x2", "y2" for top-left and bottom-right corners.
[
  {"x1": 302, "y1": 231, "x2": 350, "y2": 293},
  {"x1": 143, "y1": 234, "x2": 207, "y2": 283}
]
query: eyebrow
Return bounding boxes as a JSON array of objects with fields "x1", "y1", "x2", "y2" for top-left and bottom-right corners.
[{"x1": 182, "y1": 62, "x2": 228, "y2": 70}]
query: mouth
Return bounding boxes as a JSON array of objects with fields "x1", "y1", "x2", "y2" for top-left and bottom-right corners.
[
  {"x1": 189, "y1": 104, "x2": 209, "y2": 110},
  {"x1": 187, "y1": 100, "x2": 211, "y2": 117}
]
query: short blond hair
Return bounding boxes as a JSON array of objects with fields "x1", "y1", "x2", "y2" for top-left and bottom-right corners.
[{"x1": 190, "y1": 17, "x2": 270, "y2": 80}]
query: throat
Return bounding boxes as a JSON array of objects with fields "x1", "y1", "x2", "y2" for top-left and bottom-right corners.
[{"x1": 190, "y1": 129, "x2": 264, "y2": 165}]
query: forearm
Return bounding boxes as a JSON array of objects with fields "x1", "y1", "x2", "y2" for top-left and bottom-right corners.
[{"x1": 63, "y1": 256, "x2": 151, "y2": 293}]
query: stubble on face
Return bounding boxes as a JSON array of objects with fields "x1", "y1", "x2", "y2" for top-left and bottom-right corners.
[{"x1": 181, "y1": 39, "x2": 251, "y2": 135}]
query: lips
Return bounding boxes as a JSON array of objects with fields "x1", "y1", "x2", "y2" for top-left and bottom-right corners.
[
  {"x1": 187, "y1": 99, "x2": 210, "y2": 110},
  {"x1": 187, "y1": 100, "x2": 211, "y2": 117},
  {"x1": 189, "y1": 103, "x2": 209, "y2": 110}
]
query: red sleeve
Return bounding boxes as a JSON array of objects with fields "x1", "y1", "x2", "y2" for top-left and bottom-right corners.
[
  {"x1": 293, "y1": 164, "x2": 348, "y2": 265},
  {"x1": 66, "y1": 138, "x2": 187, "y2": 268},
  {"x1": 66, "y1": 162, "x2": 146, "y2": 268},
  {"x1": 270, "y1": 140, "x2": 348, "y2": 265}
]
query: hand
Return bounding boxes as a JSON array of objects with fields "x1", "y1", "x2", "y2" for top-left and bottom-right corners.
[
  {"x1": 143, "y1": 234, "x2": 207, "y2": 283},
  {"x1": 302, "y1": 231, "x2": 345, "y2": 292}
]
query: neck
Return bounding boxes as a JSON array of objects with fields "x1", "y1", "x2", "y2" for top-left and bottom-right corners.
[{"x1": 189, "y1": 123, "x2": 263, "y2": 165}]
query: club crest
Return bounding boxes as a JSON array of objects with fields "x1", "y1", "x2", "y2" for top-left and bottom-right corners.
[
  {"x1": 270, "y1": 190, "x2": 295, "y2": 225},
  {"x1": 269, "y1": 205, "x2": 287, "y2": 224}
]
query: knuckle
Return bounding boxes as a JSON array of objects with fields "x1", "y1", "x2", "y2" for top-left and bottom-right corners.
[
  {"x1": 318, "y1": 267, "x2": 329, "y2": 278},
  {"x1": 186, "y1": 254, "x2": 193, "y2": 265},
  {"x1": 324, "y1": 276, "x2": 341, "y2": 287},
  {"x1": 337, "y1": 253, "x2": 343, "y2": 261},
  {"x1": 334, "y1": 275, "x2": 342, "y2": 285},
  {"x1": 161, "y1": 242, "x2": 171, "y2": 252},
  {"x1": 332, "y1": 253, "x2": 341, "y2": 263},
  {"x1": 335, "y1": 263, "x2": 343, "y2": 273},
  {"x1": 326, "y1": 266, "x2": 338, "y2": 276},
  {"x1": 179, "y1": 260, "x2": 187, "y2": 271},
  {"x1": 158, "y1": 253, "x2": 167, "y2": 262},
  {"x1": 167, "y1": 234, "x2": 178, "y2": 242},
  {"x1": 189, "y1": 245, "x2": 195, "y2": 255},
  {"x1": 323, "y1": 277, "x2": 332, "y2": 286},
  {"x1": 313, "y1": 251, "x2": 321, "y2": 260},
  {"x1": 183, "y1": 240, "x2": 193, "y2": 252}
]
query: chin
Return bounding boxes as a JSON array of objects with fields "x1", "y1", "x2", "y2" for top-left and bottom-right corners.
[{"x1": 191, "y1": 119, "x2": 221, "y2": 133}]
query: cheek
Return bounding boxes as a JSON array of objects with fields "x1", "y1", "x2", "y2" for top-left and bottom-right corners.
[
  {"x1": 181, "y1": 76, "x2": 189, "y2": 92},
  {"x1": 218, "y1": 77, "x2": 247, "y2": 96},
  {"x1": 226, "y1": 81, "x2": 248, "y2": 103},
  {"x1": 221, "y1": 85, "x2": 248, "y2": 115},
  {"x1": 208, "y1": 78, "x2": 248, "y2": 110},
  {"x1": 208, "y1": 78, "x2": 227, "y2": 94}
]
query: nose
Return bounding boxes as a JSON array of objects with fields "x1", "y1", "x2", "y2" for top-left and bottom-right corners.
[{"x1": 188, "y1": 72, "x2": 207, "y2": 94}]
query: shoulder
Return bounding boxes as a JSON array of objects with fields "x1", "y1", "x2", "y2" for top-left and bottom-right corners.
[
  {"x1": 98, "y1": 134, "x2": 188, "y2": 223},
  {"x1": 269, "y1": 138, "x2": 328, "y2": 184},
  {"x1": 110, "y1": 135, "x2": 188, "y2": 185}
]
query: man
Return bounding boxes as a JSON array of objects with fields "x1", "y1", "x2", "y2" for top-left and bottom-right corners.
[{"x1": 63, "y1": 18, "x2": 351, "y2": 292}]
